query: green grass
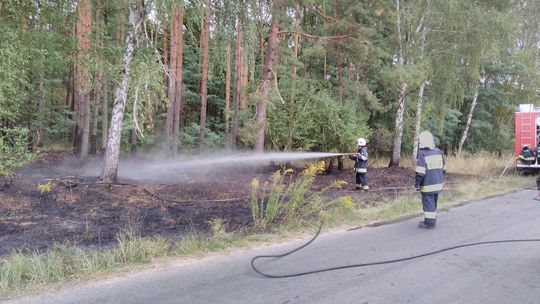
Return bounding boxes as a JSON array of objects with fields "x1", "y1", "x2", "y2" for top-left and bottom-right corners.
[
  {"x1": 0, "y1": 155, "x2": 533, "y2": 299},
  {"x1": 318, "y1": 175, "x2": 532, "y2": 230}
]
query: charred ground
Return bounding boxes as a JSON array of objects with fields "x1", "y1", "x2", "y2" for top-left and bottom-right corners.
[{"x1": 0, "y1": 153, "x2": 444, "y2": 256}]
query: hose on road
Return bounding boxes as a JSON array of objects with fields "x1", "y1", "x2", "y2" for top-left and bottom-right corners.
[{"x1": 251, "y1": 222, "x2": 540, "y2": 278}]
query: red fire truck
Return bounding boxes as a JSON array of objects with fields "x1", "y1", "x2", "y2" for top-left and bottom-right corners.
[{"x1": 515, "y1": 104, "x2": 540, "y2": 168}]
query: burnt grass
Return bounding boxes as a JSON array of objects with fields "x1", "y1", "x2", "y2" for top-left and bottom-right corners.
[{"x1": 0, "y1": 153, "x2": 449, "y2": 256}]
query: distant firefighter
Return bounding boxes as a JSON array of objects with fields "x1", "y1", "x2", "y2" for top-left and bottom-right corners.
[
  {"x1": 348, "y1": 137, "x2": 369, "y2": 191},
  {"x1": 415, "y1": 131, "x2": 445, "y2": 229},
  {"x1": 519, "y1": 144, "x2": 535, "y2": 165},
  {"x1": 536, "y1": 174, "x2": 540, "y2": 201},
  {"x1": 535, "y1": 142, "x2": 540, "y2": 165}
]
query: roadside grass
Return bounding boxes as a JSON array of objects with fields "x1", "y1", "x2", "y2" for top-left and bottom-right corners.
[
  {"x1": 0, "y1": 154, "x2": 533, "y2": 299},
  {"x1": 335, "y1": 175, "x2": 532, "y2": 228}
]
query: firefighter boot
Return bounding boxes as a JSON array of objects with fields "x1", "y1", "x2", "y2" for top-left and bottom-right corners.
[{"x1": 418, "y1": 221, "x2": 435, "y2": 229}]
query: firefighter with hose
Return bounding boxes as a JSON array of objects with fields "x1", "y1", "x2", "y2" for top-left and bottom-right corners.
[
  {"x1": 348, "y1": 137, "x2": 369, "y2": 191},
  {"x1": 415, "y1": 131, "x2": 445, "y2": 229}
]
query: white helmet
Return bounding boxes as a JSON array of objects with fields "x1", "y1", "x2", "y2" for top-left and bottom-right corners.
[
  {"x1": 357, "y1": 137, "x2": 367, "y2": 146},
  {"x1": 418, "y1": 131, "x2": 435, "y2": 149}
]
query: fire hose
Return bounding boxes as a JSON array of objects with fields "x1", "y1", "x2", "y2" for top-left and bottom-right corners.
[{"x1": 250, "y1": 221, "x2": 540, "y2": 278}]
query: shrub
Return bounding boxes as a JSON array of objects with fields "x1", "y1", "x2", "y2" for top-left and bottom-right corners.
[
  {"x1": 250, "y1": 161, "x2": 346, "y2": 229},
  {"x1": 0, "y1": 127, "x2": 37, "y2": 178}
]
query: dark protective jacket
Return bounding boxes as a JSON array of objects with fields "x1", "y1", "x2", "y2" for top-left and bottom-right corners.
[
  {"x1": 519, "y1": 147, "x2": 535, "y2": 164},
  {"x1": 415, "y1": 147, "x2": 444, "y2": 193},
  {"x1": 349, "y1": 147, "x2": 368, "y2": 173}
]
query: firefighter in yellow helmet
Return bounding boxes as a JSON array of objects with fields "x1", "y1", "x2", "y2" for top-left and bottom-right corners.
[
  {"x1": 415, "y1": 131, "x2": 444, "y2": 229},
  {"x1": 348, "y1": 137, "x2": 369, "y2": 191}
]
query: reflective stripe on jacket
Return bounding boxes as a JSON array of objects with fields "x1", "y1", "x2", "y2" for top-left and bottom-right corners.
[
  {"x1": 520, "y1": 148, "x2": 535, "y2": 161},
  {"x1": 349, "y1": 147, "x2": 368, "y2": 173},
  {"x1": 415, "y1": 148, "x2": 444, "y2": 193}
]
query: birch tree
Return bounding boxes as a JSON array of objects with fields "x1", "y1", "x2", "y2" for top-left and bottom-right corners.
[
  {"x1": 457, "y1": 86, "x2": 479, "y2": 156},
  {"x1": 389, "y1": 0, "x2": 408, "y2": 167},
  {"x1": 411, "y1": 18, "x2": 428, "y2": 166},
  {"x1": 101, "y1": 1, "x2": 145, "y2": 183}
]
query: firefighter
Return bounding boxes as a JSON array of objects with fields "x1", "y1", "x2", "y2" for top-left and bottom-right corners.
[
  {"x1": 415, "y1": 131, "x2": 444, "y2": 229},
  {"x1": 519, "y1": 144, "x2": 535, "y2": 165},
  {"x1": 536, "y1": 175, "x2": 540, "y2": 200},
  {"x1": 349, "y1": 137, "x2": 369, "y2": 191},
  {"x1": 534, "y1": 140, "x2": 540, "y2": 165}
]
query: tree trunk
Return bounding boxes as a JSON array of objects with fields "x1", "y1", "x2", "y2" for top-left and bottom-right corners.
[
  {"x1": 224, "y1": 39, "x2": 231, "y2": 148},
  {"x1": 90, "y1": 1, "x2": 102, "y2": 155},
  {"x1": 101, "y1": 77, "x2": 108, "y2": 153},
  {"x1": 130, "y1": 86, "x2": 139, "y2": 156},
  {"x1": 412, "y1": 80, "x2": 426, "y2": 166},
  {"x1": 172, "y1": 3, "x2": 184, "y2": 156},
  {"x1": 389, "y1": 82, "x2": 407, "y2": 167},
  {"x1": 36, "y1": 70, "x2": 46, "y2": 147},
  {"x1": 323, "y1": 0, "x2": 327, "y2": 78},
  {"x1": 411, "y1": 23, "x2": 427, "y2": 167},
  {"x1": 285, "y1": 2, "x2": 301, "y2": 151},
  {"x1": 101, "y1": 1, "x2": 144, "y2": 183},
  {"x1": 258, "y1": 0, "x2": 265, "y2": 79},
  {"x1": 334, "y1": 0, "x2": 343, "y2": 103},
  {"x1": 198, "y1": 0, "x2": 210, "y2": 152},
  {"x1": 90, "y1": 79, "x2": 101, "y2": 155},
  {"x1": 254, "y1": 4, "x2": 279, "y2": 153},
  {"x1": 240, "y1": 55, "x2": 248, "y2": 111},
  {"x1": 165, "y1": 8, "x2": 178, "y2": 155},
  {"x1": 231, "y1": 20, "x2": 243, "y2": 149},
  {"x1": 389, "y1": 0, "x2": 406, "y2": 168},
  {"x1": 75, "y1": 0, "x2": 92, "y2": 162},
  {"x1": 162, "y1": 22, "x2": 168, "y2": 85},
  {"x1": 457, "y1": 86, "x2": 479, "y2": 156},
  {"x1": 65, "y1": 66, "x2": 73, "y2": 120},
  {"x1": 336, "y1": 51, "x2": 343, "y2": 103},
  {"x1": 118, "y1": 0, "x2": 126, "y2": 42}
]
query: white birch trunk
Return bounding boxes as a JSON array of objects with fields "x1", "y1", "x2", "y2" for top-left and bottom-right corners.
[
  {"x1": 390, "y1": 0, "x2": 406, "y2": 167},
  {"x1": 101, "y1": 3, "x2": 144, "y2": 182},
  {"x1": 411, "y1": 23, "x2": 427, "y2": 167},
  {"x1": 457, "y1": 86, "x2": 479, "y2": 157},
  {"x1": 390, "y1": 82, "x2": 408, "y2": 166},
  {"x1": 412, "y1": 80, "x2": 426, "y2": 166}
]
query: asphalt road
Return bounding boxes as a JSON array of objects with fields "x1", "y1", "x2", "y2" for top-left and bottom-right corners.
[{"x1": 7, "y1": 189, "x2": 540, "y2": 304}]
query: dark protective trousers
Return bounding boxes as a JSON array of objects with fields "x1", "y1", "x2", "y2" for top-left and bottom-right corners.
[
  {"x1": 355, "y1": 173, "x2": 368, "y2": 190},
  {"x1": 421, "y1": 193, "x2": 438, "y2": 227}
]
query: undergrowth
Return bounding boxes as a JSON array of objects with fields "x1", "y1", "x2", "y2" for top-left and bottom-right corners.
[{"x1": 0, "y1": 156, "x2": 533, "y2": 299}]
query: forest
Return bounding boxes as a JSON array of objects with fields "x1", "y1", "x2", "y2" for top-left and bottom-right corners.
[{"x1": 1, "y1": 0, "x2": 539, "y2": 181}]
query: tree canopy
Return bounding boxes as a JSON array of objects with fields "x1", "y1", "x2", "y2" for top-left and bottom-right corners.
[{"x1": 0, "y1": 0, "x2": 539, "y2": 178}]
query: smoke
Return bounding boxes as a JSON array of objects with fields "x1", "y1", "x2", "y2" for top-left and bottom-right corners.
[{"x1": 48, "y1": 152, "x2": 343, "y2": 183}]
